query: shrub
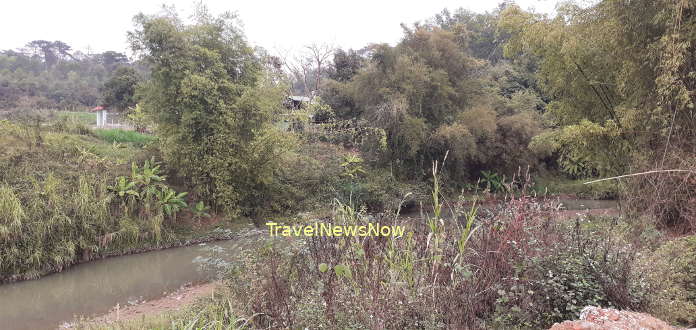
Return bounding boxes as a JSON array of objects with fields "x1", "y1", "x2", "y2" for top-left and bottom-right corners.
[
  {"x1": 492, "y1": 215, "x2": 653, "y2": 328},
  {"x1": 647, "y1": 235, "x2": 696, "y2": 327},
  {"x1": 624, "y1": 154, "x2": 696, "y2": 233}
]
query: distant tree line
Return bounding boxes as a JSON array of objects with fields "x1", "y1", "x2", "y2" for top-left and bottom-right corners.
[{"x1": 0, "y1": 40, "x2": 142, "y2": 110}]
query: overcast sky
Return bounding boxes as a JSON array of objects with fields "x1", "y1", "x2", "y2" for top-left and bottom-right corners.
[{"x1": 0, "y1": 0, "x2": 560, "y2": 57}]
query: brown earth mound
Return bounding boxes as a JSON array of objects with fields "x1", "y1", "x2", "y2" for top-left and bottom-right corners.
[{"x1": 549, "y1": 306, "x2": 681, "y2": 330}]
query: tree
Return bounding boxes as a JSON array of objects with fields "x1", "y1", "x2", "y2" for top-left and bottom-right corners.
[
  {"x1": 101, "y1": 66, "x2": 139, "y2": 111},
  {"x1": 277, "y1": 42, "x2": 334, "y2": 97},
  {"x1": 129, "y1": 5, "x2": 293, "y2": 216},
  {"x1": 329, "y1": 48, "x2": 365, "y2": 82},
  {"x1": 99, "y1": 51, "x2": 129, "y2": 71},
  {"x1": 0, "y1": 43, "x2": 132, "y2": 110},
  {"x1": 502, "y1": 0, "x2": 696, "y2": 228}
]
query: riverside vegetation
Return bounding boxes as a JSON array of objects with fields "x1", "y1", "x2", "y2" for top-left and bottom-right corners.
[{"x1": 1, "y1": 0, "x2": 696, "y2": 329}]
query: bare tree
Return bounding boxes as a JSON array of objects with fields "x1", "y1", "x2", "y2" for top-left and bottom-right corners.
[
  {"x1": 305, "y1": 43, "x2": 334, "y2": 97},
  {"x1": 275, "y1": 42, "x2": 334, "y2": 98}
]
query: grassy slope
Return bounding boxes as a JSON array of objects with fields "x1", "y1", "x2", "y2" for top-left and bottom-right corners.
[{"x1": 0, "y1": 120, "x2": 243, "y2": 282}]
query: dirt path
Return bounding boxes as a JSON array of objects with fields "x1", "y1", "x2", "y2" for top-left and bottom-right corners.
[{"x1": 86, "y1": 282, "x2": 217, "y2": 326}]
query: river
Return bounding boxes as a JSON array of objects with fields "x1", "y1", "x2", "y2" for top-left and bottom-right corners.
[{"x1": 0, "y1": 230, "x2": 262, "y2": 330}]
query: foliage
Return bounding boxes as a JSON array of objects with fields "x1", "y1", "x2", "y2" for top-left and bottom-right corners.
[
  {"x1": 155, "y1": 186, "x2": 188, "y2": 218},
  {"x1": 0, "y1": 44, "x2": 136, "y2": 110},
  {"x1": 94, "y1": 128, "x2": 156, "y2": 145},
  {"x1": 191, "y1": 201, "x2": 212, "y2": 221},
  {"x1": 316, "y1": 15, "x2": 547, "y2": 184},
  {"x1": 339, "y1": 154, "x2": 366, "y2": 179},
  {"x1": 101, "y1": 66, "x2": 140, "y2": 111},
  {"x1": 308, "y1": 97, "x2": 335, "y2": 123},
  {"x1": 492, "y1": 217, "x2": 652, "y2": 328},
  {"x1": 0, "y1": 117, "x2": 225, "y2": 282},
  {"x1": 479, "y1": 170, "x2": 505, "y2": 193},
  {"x1": 646, "y1": 235, "x2": 696, "y2": 327},
  {"x1": 130, "y1": 5, "x2": 293, "y2": 217},
  {"x1": 126, "y1": 103, "x2": 149, "y2": 133}
]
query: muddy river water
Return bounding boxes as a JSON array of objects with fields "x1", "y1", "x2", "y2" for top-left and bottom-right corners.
[{"x1": 0, "y1": 235, "x2": 259, "y2": 330}]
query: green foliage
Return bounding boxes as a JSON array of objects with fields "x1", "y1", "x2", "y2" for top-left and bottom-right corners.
[
  {"x1": 0, "y1": 175, "x2": 116, "y2": 279},
  {"x1": 0, "y1": 119, "x2": 222, "y2": 280},
  {"x1": 155, "y1": 186, "x2": 188, "y2": 218},
  {"x1": 319, "y1": 18, "x2": 545, "y2": 183},
  {"x1": 101, "y1": 66, "x2": 139, "y2": 111},
  {"x1": 493, "y1": 247, "x2": 611, "y2": 327},
  {"x1": 308, "y1": 97, "x2": 335, "y2": 123},
  {"x1": 130, "y1": 5, "x2": 293, "y2": 216},
  {"x1": 492, "y1": 217, "x2": 652, "y2": 328},
  {"x1": 93, "y1": 128, "x2": 156, "y2": 145},
  {"x1": 647, "y1": 235, "x2": 696, "y2": 326},
  {"x1": 0, "y1": 45, "x2": 133, "y2": 110},
  {"x1": 126, "y1": 104, "x2": 150, "y2": 133},
  {"x1": 191, "y1": 201, "x2": 212, "y2": 221},
  {"x1": 339, "y1": 154, "x2": 366, "y2": 179},
  {"x1": 131, "y1": 158, "x2": 164, "y2": 186},
  {"x1": 501, "y1": 0, "x2": 696, "y2": 178},
  {"x1": 479, "y1": 170, "x2": 505, "y2": 193},
  {"x1": 108, "y1": 176, "x2": 140, "y2": 199}
]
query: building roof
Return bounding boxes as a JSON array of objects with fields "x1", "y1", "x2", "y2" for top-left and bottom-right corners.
[
  {"x1": 288, "y1": 96, "x2": 311, "y2": 102},
  {"x1": 90, "y1": 106, "x2": 105, "y2": 112}
]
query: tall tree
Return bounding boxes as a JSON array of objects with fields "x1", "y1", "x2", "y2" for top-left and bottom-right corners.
[
  {"x1": 129, "y1": 5, "x2": 292, "y2": 216},
  {"x1": 101, "y1": 66, "x2": 139, "y2": 111}
]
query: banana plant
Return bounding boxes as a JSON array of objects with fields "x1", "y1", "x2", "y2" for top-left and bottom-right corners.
[
  {"x1": 155, "y1": 186, "x2": 188, "y2": 218},
  {"x1": 480, "y1": 170, "x2": 505, "y2": 193},
  {"x1": 191, "y1": 201, "x2": 211, "y2": 223},
  {"x1": 191, "y1": 201, "x2": 211, "y2": 218},
  {"x1": 131, "y1": 158, "x2": 166, "y2": 200},
  {"x1": 131, "y1": 157, "x2": 165, "y2": 186},
  {"x1": 340, "y1": 154, "x2": 366, "y2": 179},
  {"x1": 108, "y1": 176, "x2": 140, "y2": 199}
]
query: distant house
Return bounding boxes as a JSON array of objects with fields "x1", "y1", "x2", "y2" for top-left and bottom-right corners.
[
  {"x1": 286, "y1": 96, "x2": 311, "y2": 110},
  {"x1": 91, "y1": 106, "x2": 108, "y2": 127}
]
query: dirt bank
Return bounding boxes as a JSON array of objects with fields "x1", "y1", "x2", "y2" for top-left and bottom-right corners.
[{"x1": 82, "y1": 282, "x2": 217, "y2": 327}]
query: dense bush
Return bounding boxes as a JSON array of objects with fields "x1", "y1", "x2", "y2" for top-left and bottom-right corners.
[
  {"x1": 646, "y1": 235, "x2": 696, "y2": 327},
  {"x1": 131, "y1": 8, "x2": 293, "y2": 217},
  {"x1": 492, "y1": 216, "x2": 652, "y2": 328},
  {"x1": 624, "y1": 154, "x2": 696, "y2": 233}
]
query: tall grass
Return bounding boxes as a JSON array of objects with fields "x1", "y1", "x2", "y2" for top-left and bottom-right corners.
[
  {"x1": 0, "y1": 120, "x2": 177, "y2": 282},
  {"x1": 94, "y1": 129, "x2": 156, "y2": 144}
]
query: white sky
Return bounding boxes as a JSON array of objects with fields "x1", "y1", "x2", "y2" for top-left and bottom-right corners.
[{"x1": 0, "y1": 0, "x2": 560, "y2": 57}]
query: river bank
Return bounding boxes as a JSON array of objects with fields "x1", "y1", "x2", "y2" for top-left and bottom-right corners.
[
  {"x1": 70, "y1": 282, "x2": 218, "y2": 328},
  {"x1": 0, "y1": 220, "x2": 250, "y2": 285},
  {"x1": 0, "y1": 227, "x2": 266, "y2": 330}
]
